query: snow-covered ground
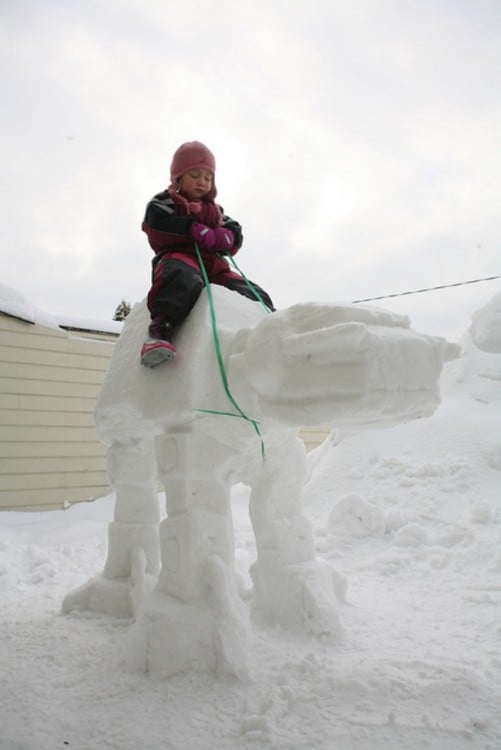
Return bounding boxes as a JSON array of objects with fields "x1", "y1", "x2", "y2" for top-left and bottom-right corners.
[{"x1": 1, "y1": 293, "x2": 500, "y2": 750}]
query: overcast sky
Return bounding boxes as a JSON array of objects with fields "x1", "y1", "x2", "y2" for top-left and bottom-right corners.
[{"x1": 1, "y1": 0, "x2": 500, "y2": 340}]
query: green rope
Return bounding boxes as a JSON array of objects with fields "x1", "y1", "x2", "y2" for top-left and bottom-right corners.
[
  {"x1": 195, "y1": 408, "x2": 261, "y2": 420},
  {"x1": 193, "y1": 242, "x2": 266, "y2": 461},
  {"x1": 223, "y1": 252, "x2": 273, "y2": 314}
]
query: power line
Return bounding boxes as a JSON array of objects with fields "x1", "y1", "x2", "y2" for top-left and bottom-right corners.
[{"x1": 352, "y1": 274, "x2": 501, "y2": 304}]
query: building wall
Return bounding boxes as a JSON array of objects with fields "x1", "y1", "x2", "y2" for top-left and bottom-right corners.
[{"x1": 0, "y1": 313, "x2": 117, "y2": 511}]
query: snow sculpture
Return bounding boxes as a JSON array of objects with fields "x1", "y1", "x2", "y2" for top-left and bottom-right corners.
[{"x1": 63, "y1": 287, "x2": 456, "y2": 677}]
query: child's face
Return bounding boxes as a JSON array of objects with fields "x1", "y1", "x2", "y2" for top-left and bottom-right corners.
[{"x1": 178, "y1": 169, "x2": 213, "y2": 200}]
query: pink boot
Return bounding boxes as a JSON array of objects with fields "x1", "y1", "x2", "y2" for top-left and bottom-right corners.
[
  {"x1": 140, "y1": 320, "x2": 176, "y2": 367},
  {"x1": 140, "y1": 338, "x2": 176, "y2": 367}
]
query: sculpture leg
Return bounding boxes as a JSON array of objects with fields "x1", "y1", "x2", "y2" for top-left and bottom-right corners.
[
  {"x1": 63, "y1": 437, "x2": 160, "y2": 618},
  {"x1": 128, "y1": 431, "x2": 250, "y2": 678},
  {"x1": 249, "y1": 432, "x2": 343, "y2": 636},
  {"x1": 154, "y1": 432, "x2": 234, "y2": 599}
]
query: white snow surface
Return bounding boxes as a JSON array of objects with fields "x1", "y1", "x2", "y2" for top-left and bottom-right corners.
[
  {"x1": 0, "y1": 282, "x2": 123, "y2": 335},
  {"x1": 1, "y1": 292, "x2": 501, "y2": 750}
]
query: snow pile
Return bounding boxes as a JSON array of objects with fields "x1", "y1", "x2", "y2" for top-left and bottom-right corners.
[
  {"x1": 460, "y1": 290, "x2": 501, "y2": 409},
  {"x1": 470, "y1": 290, "x2": 501, "y2": 353}
]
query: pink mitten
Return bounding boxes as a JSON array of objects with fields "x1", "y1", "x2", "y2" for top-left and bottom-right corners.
[
  {"x1": 214, "y1": 227, "x2": 235, "y2": 252},
  {"x1": 190, "y1": 222, "x2": 216, "y2": 250}
]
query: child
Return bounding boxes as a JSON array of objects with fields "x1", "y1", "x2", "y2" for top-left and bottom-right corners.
[{"x1": 140, "y1": 141, "x2": 275, "y2": 367}]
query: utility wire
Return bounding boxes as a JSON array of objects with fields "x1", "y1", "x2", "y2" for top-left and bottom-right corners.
[{"x1": 352, "y1": 274, "x2": 501, "y2": 304}]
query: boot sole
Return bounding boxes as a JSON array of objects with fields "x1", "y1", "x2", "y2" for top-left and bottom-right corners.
[{"x1": 140, "y1": 344, "x2": 176, "y2": 368}]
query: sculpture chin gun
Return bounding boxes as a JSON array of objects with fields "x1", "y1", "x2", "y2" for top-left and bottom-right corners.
[{"x1": 63, "y1": 287, "x2": 458, "y2": 677}]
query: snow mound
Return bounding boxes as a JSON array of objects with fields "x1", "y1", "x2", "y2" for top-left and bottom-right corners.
[{"x1": 470, "y1": 290, "x2": 501, "y2": 352}]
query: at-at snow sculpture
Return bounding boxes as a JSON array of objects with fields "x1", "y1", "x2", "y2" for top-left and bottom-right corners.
[{"x1": 63, "y1": 287, "x2": 455, "y2": 677}]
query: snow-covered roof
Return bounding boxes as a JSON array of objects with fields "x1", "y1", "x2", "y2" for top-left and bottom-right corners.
[{"x1": 0, "y1": 283, "x2": 123, "y2": 336}]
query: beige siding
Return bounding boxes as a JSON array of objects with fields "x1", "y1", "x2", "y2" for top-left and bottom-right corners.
[
  {"x1": 0, "y1": 313, "x2": 117, "y2": 511},
  {"x1": 299, "y1": 426, "x2": 331, "y2": 453}
]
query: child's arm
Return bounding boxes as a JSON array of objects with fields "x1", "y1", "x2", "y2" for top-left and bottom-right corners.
[
  {"x1": 143, "y1": 192, "x2": 195, "y2": 236},
  {"x1": 142, "y1": 192, "x2": 199, "y2": 254},
  {"x1": 220, "y1": 210, "x2": 243, "y2": 254}
]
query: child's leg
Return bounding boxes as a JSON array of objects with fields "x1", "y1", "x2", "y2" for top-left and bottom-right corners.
[
  {"x1": 217, "y1": 274, "x2": 276, "y2": 312},
  {"x1": 142, "y1": 256, "x2": 204, "y2": 367},
  {"x1": 148, "y1": 255, "x2": 205, "y2": 327}
]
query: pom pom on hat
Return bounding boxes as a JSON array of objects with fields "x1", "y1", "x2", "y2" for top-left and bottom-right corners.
[{"x1": 170, "y1": 141, "x2": 217, "y2": 197}]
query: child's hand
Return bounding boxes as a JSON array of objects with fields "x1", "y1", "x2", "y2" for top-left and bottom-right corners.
[
  {"x1": 190, "y1": 222, "x2": 217, "y2": 250},
  {"x1": 214, "y1": 227, "x2": 235, "y2": 252}
]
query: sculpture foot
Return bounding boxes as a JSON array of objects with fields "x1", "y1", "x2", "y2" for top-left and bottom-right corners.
[
  {"x1": 251, "y1": 558, "x2": 345, "y2": 637},
  {"x1": 62, "y1": 548, "x2": 156, "y2": 619},
  {"x1": 126, "y1": 556, "x2": 251, "y2": 680}
]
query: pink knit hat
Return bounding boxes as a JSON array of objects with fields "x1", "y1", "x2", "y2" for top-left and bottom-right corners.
[{"x1": 170, "y1": 141, "x2": 217, "y2": 198}]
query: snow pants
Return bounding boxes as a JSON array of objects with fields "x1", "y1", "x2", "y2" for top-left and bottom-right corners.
[{"x1": 147, "y1": 253, "x2": 275, "y2": 327}]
